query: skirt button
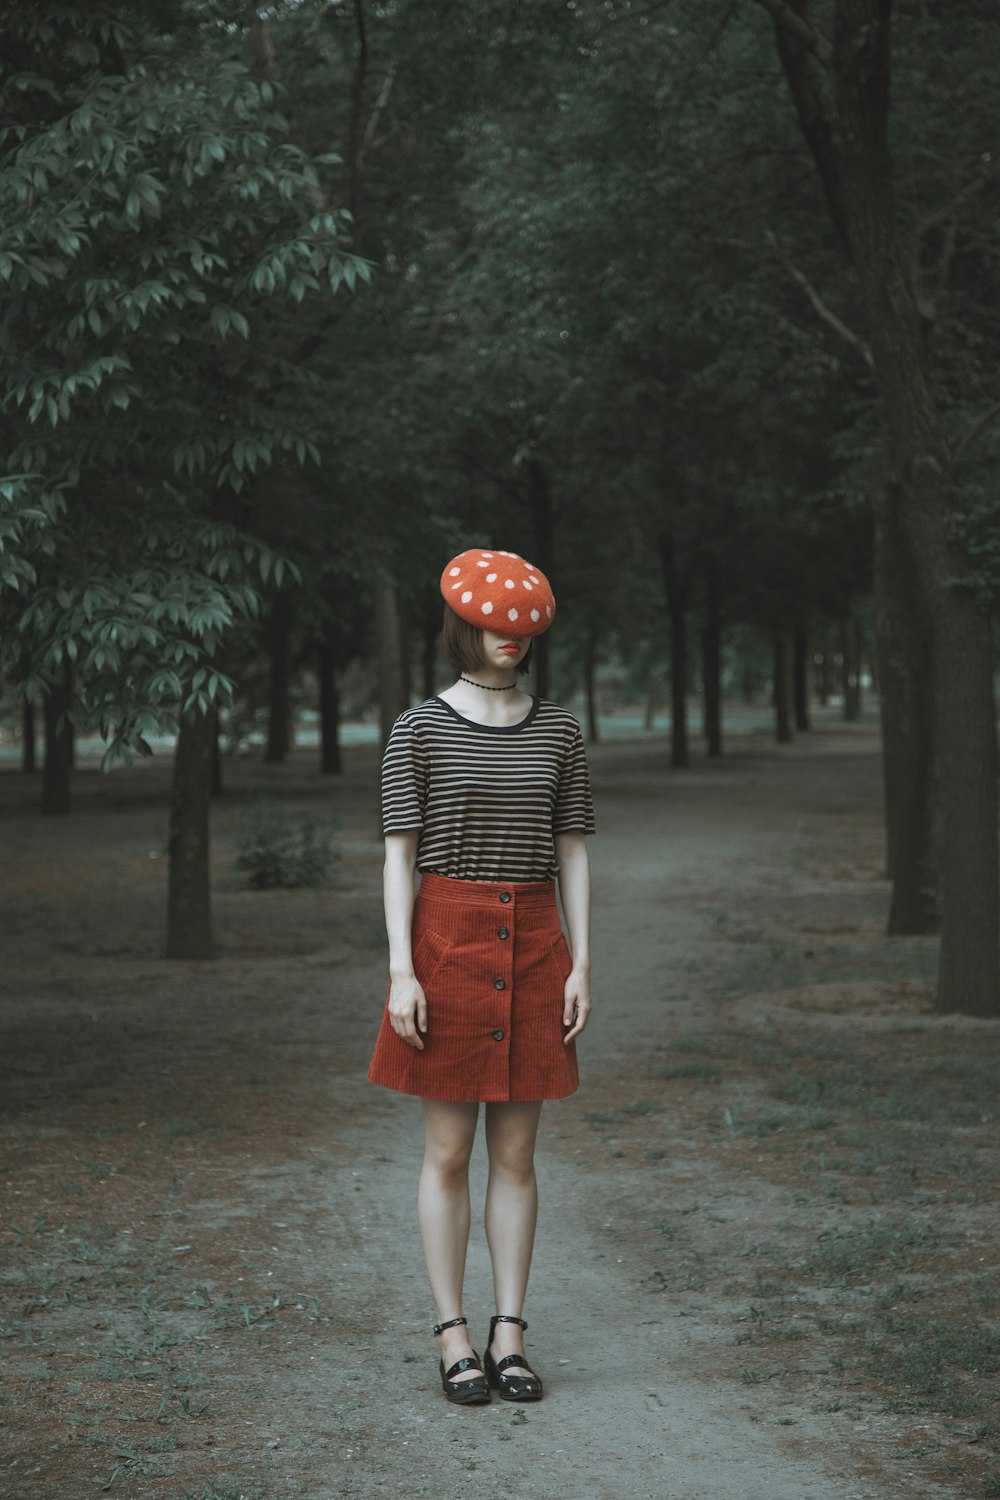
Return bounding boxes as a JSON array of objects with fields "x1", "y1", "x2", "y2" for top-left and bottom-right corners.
[
  {"x1": 497, "y1": 927, "x2": 509, "y2": 940},
  {"x1": 499, "y1": 891, "x2": 511, "y2": 903},
  {"x1": 492, "y1": 1029, "x2": 505, "y2": 1041},
  {"x1": 493, "y1": 978, "x2": 506, "y2": 990}
]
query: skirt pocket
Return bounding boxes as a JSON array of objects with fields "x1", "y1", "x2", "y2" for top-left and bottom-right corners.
[
  {"x1": 544, "y1": 929, "x2": 574, "y2": 987},
  {"x1": 410, "y1": 925, "x2": 451, "y2": 991}
]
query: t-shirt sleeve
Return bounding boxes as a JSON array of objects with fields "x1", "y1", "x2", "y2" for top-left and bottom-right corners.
[
  {"x1": 381, "y1": 717, "x2": 428, "y2": 835},
  {"x1": 552, "y1": 720, "x2": 596, "y2": 835}
]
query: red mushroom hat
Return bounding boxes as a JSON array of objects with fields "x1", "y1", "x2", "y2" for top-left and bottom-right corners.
[{"x1": 440, "y1": 548, "x2": 555, "y2": 638}]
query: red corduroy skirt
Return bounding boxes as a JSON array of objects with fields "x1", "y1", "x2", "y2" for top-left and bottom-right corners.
[{"x1": 367, "y1": 872, "x2": 579, "y2": 1103}]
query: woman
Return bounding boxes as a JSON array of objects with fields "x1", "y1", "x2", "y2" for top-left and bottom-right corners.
[{"x1": 367, "y1": 546, "x2": 595, "y2": 1405}]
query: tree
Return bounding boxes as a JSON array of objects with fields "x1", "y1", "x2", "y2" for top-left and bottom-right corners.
[
  {"x1": 0, "y1": 2, "x2": 367, "y2": 954},
  {"x1": 753, "y1": 0, "x2": 999, "y2": 1013}
]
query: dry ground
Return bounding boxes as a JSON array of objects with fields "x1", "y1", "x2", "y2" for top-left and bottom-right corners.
[{"x1": 1, "y1": 709, "x2": 998, "y2": 1500}]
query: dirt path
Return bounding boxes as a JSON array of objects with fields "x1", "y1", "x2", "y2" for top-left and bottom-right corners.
[{"x1": 2, "y1": 714, "x2": 997, "y2": 1499}]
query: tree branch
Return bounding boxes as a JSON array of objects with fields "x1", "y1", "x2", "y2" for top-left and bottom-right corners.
[
  {"x1": 763, "y1": 3, "x2": 848, "y2": 248},
  {"x1": 358, "y1": 63, "x2": 397, "y2": 172},
  {"x1": 248, "y1": 12, "x2": 279, "y2": 80},
  {"x1": 752, "y1": 0, "x2": 833, "y2": 66},
  {"x1": 909, "y1": 163, "x2": 1000, "y2": 319},
  {"x1": 346, "y1": 0, "x2": 369, "y2": 252},
  {"x1": 954, "y1": 400, "x2": 1000, "y2": 462},
  {"x1": 916, "y1": 163, "x2": 1000, "y2": 243},
  {"x1": 767, "y1": 230, "x2": 873, "y2": 368}
]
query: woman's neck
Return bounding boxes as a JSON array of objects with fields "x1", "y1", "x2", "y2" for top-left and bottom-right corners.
[
  {"x1": 459, "y1": 667, "x2": 518, "y2": 691},
  {"x1": 440, "y1": 674, "x2": 532, "y2": 725}
]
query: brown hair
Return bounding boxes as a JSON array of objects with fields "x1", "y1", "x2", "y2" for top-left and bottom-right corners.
[{"x1": 441, "y1": 606, "x2": 533, "y2": 676}]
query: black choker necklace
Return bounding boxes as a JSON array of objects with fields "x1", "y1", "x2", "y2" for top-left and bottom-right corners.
[{"x1": 459, "y1": 676, "x2": 517, "y2": 692}]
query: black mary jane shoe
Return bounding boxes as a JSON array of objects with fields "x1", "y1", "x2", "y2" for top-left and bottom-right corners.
[
  {"x1": 483, "y1": 1314, "x2": 544, "y2": 1402},
  {"x1": 434, "y1": 1316, "x2": 491, "y2": 1405}
]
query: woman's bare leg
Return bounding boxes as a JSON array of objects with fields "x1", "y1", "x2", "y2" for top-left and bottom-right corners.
[
  {"x1": 418, "y1": 1098, "x2": 480, "y2": 1379},
  {"x1": 483, "y1": 1100, "x2": 543, "y2": 1375}
]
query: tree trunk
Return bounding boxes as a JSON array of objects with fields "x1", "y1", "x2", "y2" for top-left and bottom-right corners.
[
  {"x1": 22, "y1": 697, "x2": 36, "y2": 774},
  {"x1": 644, "y1": 680, "x2": 659, "y2": 731},
  {"x1": 210, "y1": 708, "x2": 223, "y2": 797},
  {"x1": 767, "y1": 0, "x2": 999, "y2": 1013},
  {"x1": 42, "y1": 675, "x2": 72, "y2": 815},
  {"x1": 793, "y1": 624, "x2": 810, "y2": 731},
  {"x1": 583, "y1": 631, "x2": 599, "y2": 743},
  {"x1": 873, "y1": 479, "x2": 936, "y2": 928},
  {"x1": 739, "y1": 662, "x2": 756, "y2": 705},
  {"x1": 841, "y1": 616, "x2": 861, "y2": 720},
  {"x1": 318, "y1": 634, "x2": 343, "y2": 774},
  {"x1": 818, "y1": 630, "x2": 832, "y2": 704},
  {"x1": 166, "y1": 709, "x2": 214, "y2": 960},
  {"x1": 265, "y1": 593, "x2": 292, "y2": 763},
  {"x1": 421, "y1": 607, "x2": 439, "y2": 703},
  {"x1": 702, "y1": 556, "x2": 722, "y2": 757},
  {"x1": 773, "y1": 633, "x2": 792, "y2": 744},
  {"x1": 854, "y1": 617, "x2": 865, "y2": 713},
  {"x1": 527, "y1": 459, "x2": 554, "y2": 701},
  {"x1": 866, "y1": 626, "x2": 879, "y2": 695},
  {"x1": 376, "y1": 584, "x2": 408, "y2": 747},
  {"x1": 833, "y1": 0, "x2": 998, "y2": 1013},
  {"x1": 657, "y1": 533, "x2": 690, "y2": 769}
]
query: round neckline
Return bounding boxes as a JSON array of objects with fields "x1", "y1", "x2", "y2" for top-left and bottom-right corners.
[{"x1": 432, "y1": 694, "x2": 540, "y2": 733}]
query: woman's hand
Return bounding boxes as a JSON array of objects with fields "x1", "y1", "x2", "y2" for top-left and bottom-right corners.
[
  {"x1": 562, "y1": 965, "x2": 591, "y2": 1043},
  {"x1": 388, "y1": 971, "x2": 428, "y2": 1050},
  {"x1": 555, "y1": 832, "x2": 592, "y2": 1045},
  {"x1": 383, "y1": 833, "x2": 425, "y2": 1048}
]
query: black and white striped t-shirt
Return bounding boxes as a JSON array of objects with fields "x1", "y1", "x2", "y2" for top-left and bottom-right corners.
[{"x1": 381, "y1": 695, "x2": 595, "y2": 882}]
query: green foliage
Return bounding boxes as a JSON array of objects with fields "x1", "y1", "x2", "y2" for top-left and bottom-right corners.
[
  {"x1": 0, "y1": 1, "x2": 367, "y2": 753},
  {"x1": 234, "y1": 794, "x2": 339, "y2": 890},
  {"x1": 3, "y1": 0, "x2": 999, "y2": 743}
]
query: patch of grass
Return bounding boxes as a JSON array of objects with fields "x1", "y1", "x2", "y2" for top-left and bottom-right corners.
[
  {"x1": 968, "y1": 1277, "x2": 1000, "y2": 1314},
  {"x1": 751, "y1": 1106, "x2": 836, "y2": 1136},
  {"x1": 183, "y1": 1484, "x2": 265, "y2": 1500},
  {"x1": 736, "y1": 1317, "x2": 809, "y2": 1346},
  {"x1": 767, "y1": 1052, "x2": 997, "y2": 1128},
  {"x1": 739, "y1": 1365, "x2": 791, "y2": 1384},
  {"x1": 89, "y1": 1435, "x2": 182, "y2": 1488},
  {"x1": 234, "y1": 794, "x2": 339, "y2": 890},
  {"x1": 669, "y1": 1036, "x2": 717, "y2": 1055},
  {"x1": 751, "y1": 1274, "x2": 791, "y2": 1299},
  {"x1": 584, "y1": 1099, "x2": 656, "y2": 1128},
  {"x1": 866, "y1": 1317, "x2": 1000, "y2": 1412},
  {"x1": 647, "y1": 1252, "x2": 712, "y2": 1292},
  {"x1": 809, "y1": 1216, "x2": 941, "y2": 1283},
  {"x1": 871, "y1": 1279, "x2": 933, "y2": 1311},
  {"x1": 657, "y1": 1062, "x2": 724, "y2": 1083}
]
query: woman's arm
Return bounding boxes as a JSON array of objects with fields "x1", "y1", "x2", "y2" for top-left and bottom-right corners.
[
  {"x1": 555, "y1": 831, "x2": 591, "y2": 1043},
  {"x1": 383, "y1": 832, "x2": 428, "y2": 1050}
]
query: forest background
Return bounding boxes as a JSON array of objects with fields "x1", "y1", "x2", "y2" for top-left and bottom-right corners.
[
  {"x1": 2, "y1": 6, "x2": 1000, "y2": 1498},
  {"x1": 1, "y1": 0, "x2": 999, "y2": 989}
]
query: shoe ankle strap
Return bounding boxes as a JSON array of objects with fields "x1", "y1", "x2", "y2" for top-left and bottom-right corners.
[
  {"x1": 491, "y1": 1313, "x2": 528, "y2": 1330},
  {"x1": 433, "y1": 1315, "x2": 468, "y2": 1336}
]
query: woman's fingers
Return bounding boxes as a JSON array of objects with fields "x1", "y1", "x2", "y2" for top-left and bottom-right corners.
[
  {"x1": 562, "y1": 1008, "x2": 590, "y2": 1043},
  {"x1": 562, "y1": 979, "x2": 591, "y2": 1043},
  {"x1": 392, "y1": 1011, "x2": 424, "y2": 1049},
  {"x1": 388, "y1": 981, "x2": 427, "y2": 1050}
]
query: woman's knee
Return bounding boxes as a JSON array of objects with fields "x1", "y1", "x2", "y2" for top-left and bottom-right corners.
[
  {"x1": 421, "y1": 1101, "x2": 477, "y2": 1185},
  {"x1": 485, "y1": 1103, "x2": 541, "y2": 1182},
  {"x1": 423, "y1": 1143, "x2": 473, "y2": 1188},
  {"x1": 485, "y1": 1134, "x2": 537, "y2": 1183}
]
